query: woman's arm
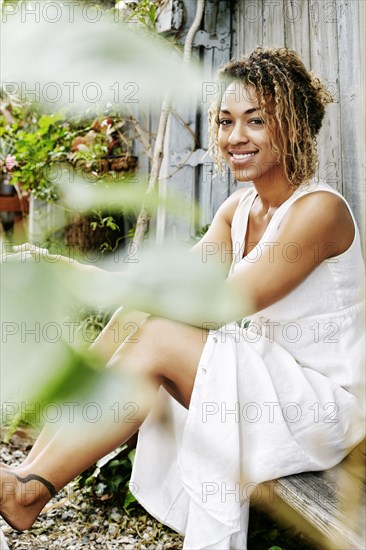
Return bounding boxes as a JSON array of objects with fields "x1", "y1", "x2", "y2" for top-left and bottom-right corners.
[
  {"x1": 226, "y1": 191, "x2": 355, "y2": 316},
  {"x1": 11, "y1": 186, "x2": 245, "y2": 280},
  {"x1": 11, "y1": 191, "x2": 353, "y2": 327},
  {"x1": 190, "y1": 187, "x2": 246, "y2": 272}
]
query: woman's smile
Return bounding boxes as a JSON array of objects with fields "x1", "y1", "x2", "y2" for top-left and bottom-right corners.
[{"x1": 229, "y1": 150, "x2": 259, "y2": 164}]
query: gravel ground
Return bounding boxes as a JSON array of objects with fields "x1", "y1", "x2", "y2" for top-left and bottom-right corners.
[
  {"x1": 1, "y1": 429, "x2": 317, "y2": 550},
  {"x1": 0, "y1": 430, "x2": 183, "y2": 550}
]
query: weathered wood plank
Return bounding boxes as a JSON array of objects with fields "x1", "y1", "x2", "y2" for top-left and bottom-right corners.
[
  {"x1": 235, "y1": 0, "x2": 264, "y2": 54},
  {"x1": 263, "y1": 0, "x2": 285, "y2": 47},
  {"x1": 284, "y1": 0, "x2": 311, "y2": 66},
  {"x1": 259, "y1": 441, "x2": 366, "y2": 550},
  {"x1": 198, "y1": 0, "x2": 233, "y2": 227},
  {"x1": 273, "y1": 473, "x2": 365, "y2": 549},
  {"x1": 337, "y1": 0, "x2": 364, "y2": 244},
  {"x1": 308, "y1": 0, "x2": 342, "y2": 193}
]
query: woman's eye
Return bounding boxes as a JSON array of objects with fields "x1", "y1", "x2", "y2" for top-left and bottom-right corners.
[
  {"x1": 249, "y1": 118, "x2": 264, "y2": 125},
  {"x1": 218, "y1": 119, "x2": 231, "y2": 126}
]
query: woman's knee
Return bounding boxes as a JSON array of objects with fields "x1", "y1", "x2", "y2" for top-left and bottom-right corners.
[
  {"x1": 107, "y1": 315, "x2": 165, "y2": 376},
  {"x1": 134, "y1": 315, "x2": 172, "y2": 368},
  {"x1": 91, "y1": 308, "x2": 150, "y2": 361}
]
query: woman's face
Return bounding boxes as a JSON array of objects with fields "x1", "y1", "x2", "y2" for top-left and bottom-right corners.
[{"x1": 218, "y1": 82, "x2": 283, "y2": 184}]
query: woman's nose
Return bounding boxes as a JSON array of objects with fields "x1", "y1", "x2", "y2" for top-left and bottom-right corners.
[{"x1": 227, "y1": 122, "x2": 249, "y2": 144}]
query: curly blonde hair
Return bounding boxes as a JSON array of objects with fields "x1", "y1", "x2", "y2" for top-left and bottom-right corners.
[{"x1": 208, "y1": 47, "x2": 334, "y2": 187}]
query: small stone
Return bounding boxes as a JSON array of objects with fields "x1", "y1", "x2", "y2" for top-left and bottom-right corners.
[
  {"x1": 108, "y1": 524, "x2": 117, "y2": 536},
  {"x1": 13, "y1": 450, "x2": 24, "y2": 459},
  {"x1": 110, "y1": 507, "x2": 122, "y2": 522}
]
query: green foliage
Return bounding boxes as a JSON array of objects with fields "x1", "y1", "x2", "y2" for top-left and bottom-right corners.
[
  {"x1": 2, "y1": 409, "x2": 22, "y2": 444},
  {"x1": 1, "y1": 0, "x2": 20, "y2": 6},
  {"x1": 195, "y1": 223, "x2": 210, "y2": 240},
  {"x1": 124, "y1": 0, "x2": 159, "y2": 28},
  {"x1": 78, "y1": 445, "x2": 137, "y2": 510},
  {"x1": 0, "y1": 95, "x2": 135, "y2": 201},
  {"x1": 66, "y1": 305, "x2": 112, "y2": 349},
  {"x1": 0, "y1": 92, "x2": 137, "y2": 252},
  {"x1": 8, "y1": 111, "x2": 72, "y2": 201},
  {"x1": 90, "y1": 215, "x2": 119, "y2": 232}
]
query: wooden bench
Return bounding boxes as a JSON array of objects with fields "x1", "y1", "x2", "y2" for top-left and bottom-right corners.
[{"x1": 257, "y1": 441, "x2": 365, "y2": 549}]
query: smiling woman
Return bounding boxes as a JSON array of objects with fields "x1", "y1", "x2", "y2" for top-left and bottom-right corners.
[{"x1": 0, "y1": 47, "x2": 365, "y2": 550}]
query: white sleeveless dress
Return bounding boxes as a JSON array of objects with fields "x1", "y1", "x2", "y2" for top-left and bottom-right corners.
[{"x1": 130, "y1": 181, "x2": 365, "y2": 549}]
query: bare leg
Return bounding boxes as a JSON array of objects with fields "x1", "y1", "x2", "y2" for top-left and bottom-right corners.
[
  {"x1": 91, "y1": 307, "x2": 150, "y2": 362},
  {"x1": 2, "y1": 308, "x2": 150, "y2": 470},
  {"x1": 0, "y1": 316, "x2": 207, "y2": 531}
]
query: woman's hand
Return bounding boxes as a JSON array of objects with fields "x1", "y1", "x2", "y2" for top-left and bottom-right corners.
[
  {"x1": 10, "y1": 243, "x2": 77, "y2": 265},
  {"x1": 2, "y1": 242, "x2": 101, "y2": 277},
  {"x1": 6, "y1": 243, "x2": 103, "y2": 275}
]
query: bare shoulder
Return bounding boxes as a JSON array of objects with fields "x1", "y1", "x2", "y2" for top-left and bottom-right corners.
[
  {"x1": 217, "y1": 187, "x2": 251, "y2": 225},
  {"x1": 289, "y1": 190, "x2": 354, "y2": 228},
  {"x1": 281, "y1": 190, "x2": 355, "y2": 257}
]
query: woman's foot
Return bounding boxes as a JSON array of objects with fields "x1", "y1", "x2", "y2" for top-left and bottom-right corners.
[{"x1": 0, "y1": 467, "x2": 56, "y2": 531}]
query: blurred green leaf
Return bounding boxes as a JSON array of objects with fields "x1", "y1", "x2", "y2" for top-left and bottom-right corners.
[
  {"x1": 1, "y1": 1, "x2": 203, "y2": 111},
  {"x1": 123, "y1": 488, "x2": 137, "y2": 509}
]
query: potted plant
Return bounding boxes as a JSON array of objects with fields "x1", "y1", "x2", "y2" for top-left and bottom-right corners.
[{"x1": 0, "y1": 91, "x2": 139, "y2": 252}]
